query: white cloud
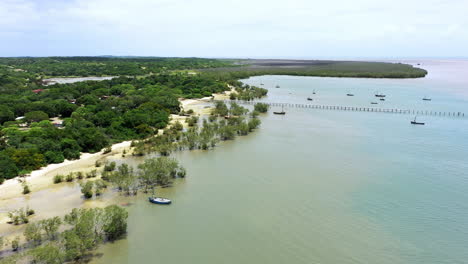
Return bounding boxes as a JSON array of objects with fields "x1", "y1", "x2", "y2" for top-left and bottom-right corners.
[{"x1": 0, "y1": 0, "x2": 467, "y2": 57}]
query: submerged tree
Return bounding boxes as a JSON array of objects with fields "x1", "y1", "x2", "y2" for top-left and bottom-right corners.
[
  {"x1": 138, "y1": 157, "x2": 185, "y2": 193},
  {"x1": 107, "y1": 163, "x2": 138, "y2": 195}
]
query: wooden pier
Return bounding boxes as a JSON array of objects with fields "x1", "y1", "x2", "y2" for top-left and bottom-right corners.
[{"x1": 220, "y1": 100, "x2": 465, "y2": 117}]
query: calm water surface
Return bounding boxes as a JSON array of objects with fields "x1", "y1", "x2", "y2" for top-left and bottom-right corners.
[{"x1": 93, "y1": 60, "x2": 468, "y2": 264}]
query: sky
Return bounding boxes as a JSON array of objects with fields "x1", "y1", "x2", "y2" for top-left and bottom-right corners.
[{"x1": 0, "y1": 0, "x2": 467, "y2": 58}]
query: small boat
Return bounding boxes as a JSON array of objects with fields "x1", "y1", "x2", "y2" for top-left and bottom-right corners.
[
  {"x1": 346, "y1": 93, "x2": 354, "y2": 96},
  {"x1": 149, "y1": 197, "x2": 172, "y2": 205},
  {"x1": 275, "y1": 85, "x2": 280, "y2": 88},
  {"x1": 307, "y1": 97, "x2": 313, "y2": 101},
  {"x1": 273, "y1": 106, "x2": 286, "y2": 115},
  {"x1": 260, "y1": 83, "x2": 264, "y2": 85},
  {"x1": 410, "y1": 116, "x2": 425, "y2": 125},
  {"x1": 422, "y1": 97, "x2": 431, "y2": 101},
  {"x1": 375, "y1": 91, "x2": 386, "y2": 97},
  {"x1": 371, "y1": 102, "x2": 378, "y2": 105},
  {"x1": 380, "y1": 98, "x2": 385, "y2": 101},
  {"x1": 312, "y1": 90, "x2": 316, "y2": 95}
]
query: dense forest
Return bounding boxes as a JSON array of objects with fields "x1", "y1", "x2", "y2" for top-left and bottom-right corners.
[
  {"x1": 0, "y1": 57, "x2": 234, "y2": 77},
  {"x1": 0, "y1": 58, "x2": 246, "y2": 182},
  {"x1": 204, "y1": 60, "x2": 428, "y2": 78}
]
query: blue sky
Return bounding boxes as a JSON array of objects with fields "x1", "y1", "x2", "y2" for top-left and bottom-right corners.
[{"x1": 1, "y1": 0, "x2": 467, "y2": 58}]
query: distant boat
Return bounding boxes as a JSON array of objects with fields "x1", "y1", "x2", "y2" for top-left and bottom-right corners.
[
  {"x1": 422, "y1": 97, "x2": 432, "y2": 101},
  {"x1": 273, "y1": 106, "x2": 286, "y2": 115},
  {"x1": 375, "y1": 91, "x2": 386, "y2": 97},
  {"x1": 149, "y1": 197, "x2": 172, "y2": 205},
  {"x1": 380, "y1": 98, "x2": 385, "y2": 101},
  {"x1": 411, "y1": 116, "x2": 425, "y2": 125},
  {"x1": 346, "y1": 93, "x2": 354, "y2": 96},
  {"x1": 307, "y1": 97, "x2": 313, "y2": 101},
  {"x1": 312, "y1": 90, "x2": 316, "y2": 94},
  {"x1": 275, "y1": 85, "x2": 280, "y2": 88},
  {"x1": 371, "y1": 102, "x2": 378, "y2": 104},
  {"x1": 260, "y1": 83, "x2": 264, "y2": 85}
]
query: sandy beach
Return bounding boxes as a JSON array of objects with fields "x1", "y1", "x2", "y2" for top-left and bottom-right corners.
[{"x1": 0, "y1": 90, "x2": 232, "y2": 241}]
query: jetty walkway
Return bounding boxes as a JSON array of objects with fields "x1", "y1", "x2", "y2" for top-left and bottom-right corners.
[{"x1": 220, "y1": 100, "x2": 465, "y2": 117}]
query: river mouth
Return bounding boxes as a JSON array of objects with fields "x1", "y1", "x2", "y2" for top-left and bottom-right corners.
[{"x1": 91, "y1": 60, "x2": 468, "y2": 264}]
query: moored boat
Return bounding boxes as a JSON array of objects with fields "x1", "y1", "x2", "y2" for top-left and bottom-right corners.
[
  {"x1": 307, "y1": 97, "x2": 313, "y2": 101},
  {"x1": 375, "y1": 91, "x2": 386, "y2": 97},
  {"x1": 410, "y1": 116, "x2": 425, "y2": 125},
  {"x1": 422, "y1": 97, "x2": 431, "y2": 101},
  {"x1": 149, "y1": 197, "x2": 172, "y2": 205},
  {"x1": 273, "y1": 106, "x2": 286, "y2": 115}
]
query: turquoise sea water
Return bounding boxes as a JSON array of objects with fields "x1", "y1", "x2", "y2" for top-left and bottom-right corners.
[{"x1": 94, "y1": 60, "x2": 468, "y2": 264}]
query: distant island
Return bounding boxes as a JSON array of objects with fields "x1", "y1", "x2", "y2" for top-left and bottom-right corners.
[{"x1": 205, "y1": 59, "x2": 428, "y2": 79}]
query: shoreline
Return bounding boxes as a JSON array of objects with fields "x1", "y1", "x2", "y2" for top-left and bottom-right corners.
[
  {"x1": 0, "y1": 140, "x2": 132, "y2": 200},
  {"x1": 0, "y1": 92, "x2": 229, "y2": 197},
  {"x1": 0, "y1": 90, "x2": 232, "y2": 240}
]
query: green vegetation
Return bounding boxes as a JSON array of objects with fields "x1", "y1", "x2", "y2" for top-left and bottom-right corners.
[
  {"x1": 204, "y1": 60, "x2": 428, "y2": 78},
  {"x1": 254, "y1": 103, "x2": 270, "y2": 113},
  {"x1": 132, "y1": 101, "x2": 261, "y2": 156},
  {"x1": 0, "y1": 57, "x2": 425, "y2": 184},
  {"x1": 7, "y1": 207, "x2": 34, "y2": 225},
  {"x1": 80, "y1": 181, "x2": 94, "y2": 198},
  {"x1": 0, "y1": 205, "x2": 128, "y2": 263},
  {"x1": 0, "y1": 58, "x2": 239, "y2": 182},
  {"x1": 21, "y1": 179, "x2": 31, "y2": 194},
  {"x1": 104, "y1": 161, "x2": 117, "y2": 172},
  {"x1": 104, "y1": 163, "x2": 138, "y2": 195},
  {"x1": 65, "y1": 173, "x2": 74, "y2": 182},
  {"x1": 230, "y1": 84, "x2": 268, "y2": 101},
  {"x1": 0, "y1": 57, "x2": 234, "y2": 77},
  {"x1": 53, "y1": 174, "x2": 64, "y2": 184},
  {"x1": 11, "y1": 237, "x2": 20, "y2": 251},
  {"x1": 138, "y1": 157, "x2": 185, "y2": 191}
]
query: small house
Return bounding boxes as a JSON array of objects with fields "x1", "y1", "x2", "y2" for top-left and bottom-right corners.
[{"x1": 32, "y1": 89, "x2": 44, "y2": 94}]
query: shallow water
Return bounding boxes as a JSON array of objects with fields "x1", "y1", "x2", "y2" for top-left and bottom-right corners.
[
  {"x1": 93, "y1": 60, "x2": 468, "y2": 264},
  {"x1": 43, "y1": 76, "x2": 116, "y2": 85}
]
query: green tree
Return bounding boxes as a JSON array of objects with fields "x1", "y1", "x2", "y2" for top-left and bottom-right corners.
[
  {"x1": 40, "y1": 216, "x2": 62, "y2": 240},
  {"x1": 0, "y1": 105, "x2": 14, "y2": 124},
  {"x1": 107, "y1": 163, "x2": 136, "y2": 194},
  {"x1": 138, "y1": 157, "x2": 182, "y2": 192},
  {"x1": 45, "y1": 150, "x2": 65, "y2": 164},
  {"x1": 80, "y1": 181, "x2": 94, "y2": 199},
  {"x1": 22, "y1": 180, "x2": 31, "y2": 194},
  {"x1": 25, "y1": 111, "x2": 49, "y2": 123},
  {"x1": 24, "y1": 222, "x2": 42, "y2": 245},
  {"x1": 0, "y1": 152, "x2": 19, "y2": 181},
  {"x1": 31, "y1": 243, "x2": 65, "y2": 264},
  {"x1": 11, "y1": 236, "x2": 19, "y2": 251},
  {"x1": 103, "y1": 205, "x2": 128, "y2": 240},
  {"x1": 254, "y1": 103, "x2": 269, "y2": 113}
]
